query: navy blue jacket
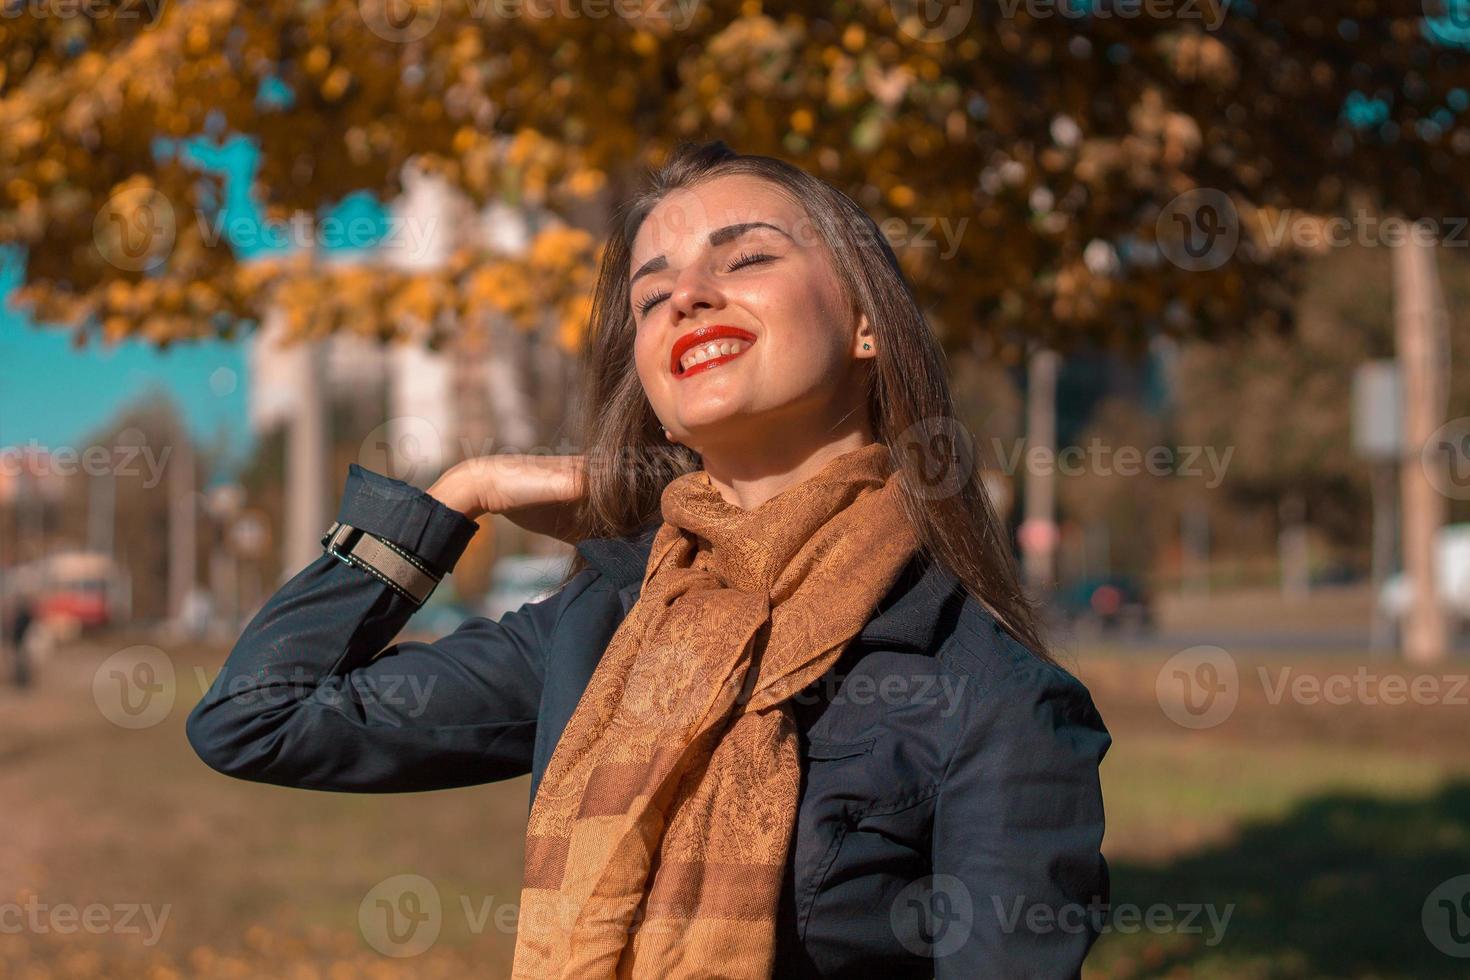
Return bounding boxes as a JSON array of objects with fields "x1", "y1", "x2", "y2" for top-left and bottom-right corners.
[{"x1": 186, "y1": 465, "x2": 1111, "y2": 978}]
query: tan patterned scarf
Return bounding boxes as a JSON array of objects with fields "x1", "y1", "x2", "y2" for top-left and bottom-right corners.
[{"x1": 511, "y1": 440, "x2": 919, "y2": 979}]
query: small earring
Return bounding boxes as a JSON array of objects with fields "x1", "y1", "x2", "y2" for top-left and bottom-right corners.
[
  {"x1": 862, "y1": 342, "x2": 872, "y2": 350},
  {"x1": 663, "y1": 428, "x2": 674, "y2": 441}
]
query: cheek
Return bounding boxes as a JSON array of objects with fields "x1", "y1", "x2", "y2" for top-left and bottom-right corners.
[
  {"x1": 633, "y1": 330, "x2": 662, "y2": 387},
  {"x1": 743, "y1": 272, "x2": 849, "y2": 367},
  {"x1": 760, "y1": 256, "x2": 847, "y2": 326}
]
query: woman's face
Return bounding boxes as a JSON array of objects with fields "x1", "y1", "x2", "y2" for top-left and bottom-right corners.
[{"x1": 629, "y1": 174, "x2": 874, "y2": 455}]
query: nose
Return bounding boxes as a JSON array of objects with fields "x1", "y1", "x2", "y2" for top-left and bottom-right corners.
[{"x1": 668, "y1": 264, "x2": 726, "y2": 325}]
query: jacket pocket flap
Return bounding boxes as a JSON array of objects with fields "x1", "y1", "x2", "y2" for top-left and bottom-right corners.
[{"x1": 804, "y1": 737, "x2": 877, "y2": 761}]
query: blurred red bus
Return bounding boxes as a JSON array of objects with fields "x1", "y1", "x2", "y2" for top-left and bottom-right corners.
[{"x1": 5, "y1": 551, "x2": 129, "y2": 631}]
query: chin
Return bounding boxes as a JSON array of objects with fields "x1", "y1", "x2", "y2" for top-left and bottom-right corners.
[
  {"x1": 670, "y1": 393, "x2": 750, "y2": 424},
  {"x1": 676, "y1": 409, "x2": 776, "y2": 450}
]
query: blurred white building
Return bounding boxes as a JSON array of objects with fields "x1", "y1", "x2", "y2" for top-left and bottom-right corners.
[{"x1": 246, "y1": 166, "x2": 573, "y2": 580}]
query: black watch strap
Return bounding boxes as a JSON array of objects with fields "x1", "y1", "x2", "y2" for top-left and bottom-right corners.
[{"x1": 321, "y1": 521, "x2": 442, "y2": 605}]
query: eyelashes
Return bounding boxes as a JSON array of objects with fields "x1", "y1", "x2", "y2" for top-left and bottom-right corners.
[
  {"x1": 635, "y1": 250, "x2": 777, "y2": 316},
  {"x1": 636, "y1": 290, "x2": 666, "y2": 317}
]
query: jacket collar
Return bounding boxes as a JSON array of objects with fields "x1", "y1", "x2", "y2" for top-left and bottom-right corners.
[
  {"x1": 573, "y1": 519, "x2": 663, "y2": 591},
  {"x1": 574, "y1": 521, "x2": 966, "y2": 654}
]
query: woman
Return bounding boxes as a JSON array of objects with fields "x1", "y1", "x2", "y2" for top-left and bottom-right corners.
[{"x1": 187, "y1": 140, "x2": 1110, "y2": 979}]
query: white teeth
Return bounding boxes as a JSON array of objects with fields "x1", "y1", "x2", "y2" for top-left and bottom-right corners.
[{"x1": 679, "y1": 338, "x2": 750, "y2": 372}]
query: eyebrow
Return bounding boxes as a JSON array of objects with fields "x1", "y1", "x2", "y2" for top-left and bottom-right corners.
[{"x1": 630, "y1": 221, "x2": 793, "y2": 286}]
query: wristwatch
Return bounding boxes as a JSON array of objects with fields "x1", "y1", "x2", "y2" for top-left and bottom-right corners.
[{"x1": 321, "y1": 521, "x2": 442, "y2": 606}]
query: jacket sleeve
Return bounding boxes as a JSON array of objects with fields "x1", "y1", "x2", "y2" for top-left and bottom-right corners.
[
  {"x1": 185, "y1": 463, "x2": 590, "y2": 793},
  {"x1": 930, "y1": 644, "x2": 1111, "y2": 979}
]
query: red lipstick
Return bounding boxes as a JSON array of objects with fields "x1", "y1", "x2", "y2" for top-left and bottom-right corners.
[{"x1": 670, "y1": 325, "x2": 758, "y2": 379}]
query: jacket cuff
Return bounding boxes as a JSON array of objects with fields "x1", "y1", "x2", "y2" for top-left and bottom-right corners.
[{"x1": 335, "y1": 464, "x2": 480, "y2": 577}]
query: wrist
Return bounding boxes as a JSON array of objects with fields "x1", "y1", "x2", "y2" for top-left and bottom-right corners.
[{"x1": 426, "y1": 465, "x2": 485, "y2": 522}]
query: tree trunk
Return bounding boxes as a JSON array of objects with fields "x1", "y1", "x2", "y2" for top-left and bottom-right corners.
[{"x1": 1392, "y1": 223, "x2": 1449, "y2": 664}]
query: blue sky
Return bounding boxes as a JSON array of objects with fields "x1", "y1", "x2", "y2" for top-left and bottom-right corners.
[
  {"x1": 0, "y1": 247, "x2": 252, "y2": 472},
  {"x1": 0, "y1": 303, "x2": 250, "y2": 465}
]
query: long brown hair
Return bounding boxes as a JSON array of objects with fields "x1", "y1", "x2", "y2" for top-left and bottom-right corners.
[{"x1": 557, "y1": 139, "x2": 1054, "y2": 665}]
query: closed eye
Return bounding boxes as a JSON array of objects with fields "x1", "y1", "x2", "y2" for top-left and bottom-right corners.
[
  {"x1": 727, "y1": 249, "x2": 777, "y2": 271},
  {"x1": 636, "y1": 290, "x2": 668, "y2": 316},
  {"x1": 633, "y1": 251, "x2": 780, "y2": 316}
]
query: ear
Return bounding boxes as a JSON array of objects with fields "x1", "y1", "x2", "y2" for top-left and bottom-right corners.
[{"x1": 853, "y1": 312, "x2": 877, "y2": 360}]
